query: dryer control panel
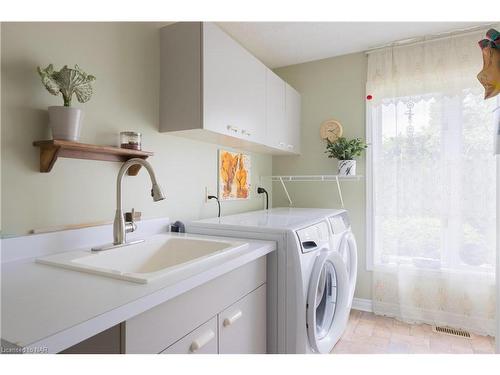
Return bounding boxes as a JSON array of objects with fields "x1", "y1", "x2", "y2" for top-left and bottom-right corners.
[
  {"x1": 329, "y1": 212, "x2": 350, "y2": 234},
  {"x1": 296, "y1": 221, "x2": 330, "y2": 253}
]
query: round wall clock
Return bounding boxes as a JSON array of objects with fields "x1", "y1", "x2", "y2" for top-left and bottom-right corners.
[{"x1": 320, "y1": 119, "x2": 343, "y2": 142}]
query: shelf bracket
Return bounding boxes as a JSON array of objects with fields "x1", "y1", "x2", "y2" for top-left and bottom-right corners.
[
  {"x1": 265, "y1": 175, "x2": 360, "y2": 209},
  {"x1": 38, "y1": 143, "x2": 61, "y2": 173},
  {"x1": 279, "y1": 177, "x2": 293, "y2": 207},
  {"x1": 335, "y1": 176, "x2": 345, "y2": 208}
]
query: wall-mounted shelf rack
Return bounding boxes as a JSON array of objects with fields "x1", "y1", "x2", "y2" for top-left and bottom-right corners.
[
  {"x1": 33, "y1": 140, "x2": 154, "y2": 176},
  {"x1": 261, "y1": 175, "x2": 363, "y2": 208}
]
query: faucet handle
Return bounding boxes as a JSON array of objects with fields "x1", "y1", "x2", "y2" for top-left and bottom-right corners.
[
  {"x1": 124, "y1": 208, "x2": 140, "y2": 234},
  {"x1": 124, "y1": 208, "x2": 141, "y2": 223}
]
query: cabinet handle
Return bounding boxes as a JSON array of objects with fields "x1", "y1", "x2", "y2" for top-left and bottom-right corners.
[
  {"x1": 226, "y1": 125, "x2": 239, "y2": 133},
  {"x1": 189, "y1": 329, "x2": 215, "y2": 353},
  {"x1": 223, "y1": 310, "x2": 243, "y2": 327}
]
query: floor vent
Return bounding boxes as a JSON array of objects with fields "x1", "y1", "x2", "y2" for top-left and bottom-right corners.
[{"x1": 433, "y1": 326, "x2": 471, "y2": 339}]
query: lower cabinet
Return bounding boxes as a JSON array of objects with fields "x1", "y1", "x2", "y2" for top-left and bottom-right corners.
[
  {"x1": 124, "y1": 257, "x2": 267, "y2": 354},
  {"x1": 161, "y1": 284, "x2": 266, "y2": 354},
  {"x1": 58, "y1": 257, "x2": 268, "y2": 354},
  {"x1": 218, "y1": 284, "x2": 266, "y2": 354}
]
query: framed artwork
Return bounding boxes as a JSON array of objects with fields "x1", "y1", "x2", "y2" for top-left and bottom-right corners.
[{"x1": 218, "y1": 149, "x2": 251, "y2": 200}]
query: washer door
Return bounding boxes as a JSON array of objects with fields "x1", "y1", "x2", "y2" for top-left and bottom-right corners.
[
  {"x1": 306, "y1": 249, "x2": 349, "y2": 353},
  {"x1": 339, "y1": 231, "x2": 358, "y2": 300}
]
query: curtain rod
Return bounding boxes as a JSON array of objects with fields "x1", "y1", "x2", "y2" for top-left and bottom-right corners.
[{"x1": 365, "y1": 23, "x2": 498, "y2": 54}]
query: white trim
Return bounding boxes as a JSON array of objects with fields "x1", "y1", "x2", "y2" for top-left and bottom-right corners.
[
  {"x1": 365, "y1": 87, "x2": 375, "y2": 271},
  {"x1": 497, "y1": 155, "x2": 500, "y2": 353},
  {"x1": 351, "y1": 297, "x2": 373, "y2": 313}
]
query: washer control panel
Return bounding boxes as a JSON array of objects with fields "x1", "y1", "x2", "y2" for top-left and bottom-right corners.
[{"x1": 296, "y1": 221, "x2": 330, "y2": 253}]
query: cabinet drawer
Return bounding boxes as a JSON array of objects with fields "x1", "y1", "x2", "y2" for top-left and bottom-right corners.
[
  {"x1": 161, "y1": 317, "x2": 217, "y2": 354},
  {"x1": 218, "y1": 284, "x2": 267, "y2": 354}
]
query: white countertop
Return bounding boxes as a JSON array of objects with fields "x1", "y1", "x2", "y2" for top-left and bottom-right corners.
[
  {"x1": 189, "y1": 207, "x2": 345, "y2": 232},
  {"x1": 1, "y1": 232, "x2": 275, "y2": 353}
]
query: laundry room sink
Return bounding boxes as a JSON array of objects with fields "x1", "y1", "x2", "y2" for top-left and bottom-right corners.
[{"x1": 36, "y1": 234, "x2": 249, "y2": 284}]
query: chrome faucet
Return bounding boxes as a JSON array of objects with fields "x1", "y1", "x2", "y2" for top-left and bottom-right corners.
[{"x1": 92, "y1": 158, "x2": 165, "y2": 252}]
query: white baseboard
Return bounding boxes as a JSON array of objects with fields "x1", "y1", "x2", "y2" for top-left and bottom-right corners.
[{"x1": 351, "y1": 297, "x2": 373, "y2": 312}]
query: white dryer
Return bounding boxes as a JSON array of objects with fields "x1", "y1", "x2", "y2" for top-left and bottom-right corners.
[
  {"x1": 187, "y1": 208, "x2": 357, "y2": 354},
  {"x1": 328, "y1": 211, "x2": 358, "y2": 306},
  {"x1": 262, "y1": 208, "x2": 358, "y2": 305}
]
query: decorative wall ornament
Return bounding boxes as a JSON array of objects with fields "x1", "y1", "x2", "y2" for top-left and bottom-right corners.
[
  {"x1": 477, "y1": 28, "x2": 500, "y2": 99},
  {"x1": 218, "y1": 149, "x2": 251, "y2": 200}
]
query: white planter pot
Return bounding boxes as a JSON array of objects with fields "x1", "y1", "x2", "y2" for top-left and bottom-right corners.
[
  {"x1": 48, "y1": 106, "x2": 83, "y2": 141},
  {"x1": 338, "y1": 160, "x2": 356, "y2": 176}
]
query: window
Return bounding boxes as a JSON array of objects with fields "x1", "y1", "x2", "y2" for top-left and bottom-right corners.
[
  {"x1": 368, "y1": 91, "x2": 496, "y2": 273},
  {"x1": 366, "y1": 33, "x2": 497, "y2": 274}
]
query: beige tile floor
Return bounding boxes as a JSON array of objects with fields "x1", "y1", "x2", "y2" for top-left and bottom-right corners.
[{"x1": 332, "y1": 310, "x2": 496, "y2": 354}]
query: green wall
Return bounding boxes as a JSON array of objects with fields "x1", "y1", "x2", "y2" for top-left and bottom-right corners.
[
  {"x1": 0, "y1": 22, "x2": 371, "y2": 299},
  {"x1": 0, "y1": 22, "x2": 271, "y2": 236},
  {"x1": 274, "y1": 53, "x2": 371, "y2": 299}
]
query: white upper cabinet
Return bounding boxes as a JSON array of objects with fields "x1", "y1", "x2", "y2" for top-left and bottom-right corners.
[
  {"x1": 203, "y1": 23, "x2": 266, "y2": 144},
  {"x1": 159, "y1": 22, "x2": 300, "y2": 155},
  {"x1": 285, "y1": 83, "x2": 301, "y2": 154},
  {"x1": 265, "y1": 70, "x2": 286, "y2": 150}
]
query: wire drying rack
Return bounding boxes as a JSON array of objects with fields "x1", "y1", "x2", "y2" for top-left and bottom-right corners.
[{"x1": 260, "y1": 175, "x2": 363, "y2": 208}]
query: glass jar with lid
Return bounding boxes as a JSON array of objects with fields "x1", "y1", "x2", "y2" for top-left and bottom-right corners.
[{"x1": 120, "y1": 131, "x2": 142, "y2": 151}]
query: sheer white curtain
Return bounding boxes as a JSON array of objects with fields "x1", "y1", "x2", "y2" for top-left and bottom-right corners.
[{"x1": 367, "y1": 30, "x2": 497, "y2": 335}]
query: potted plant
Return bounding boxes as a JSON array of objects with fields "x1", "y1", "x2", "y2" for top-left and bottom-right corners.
[
  {"x1": 325, "y1": 137, "x2": 367, "y2": 176},
  {"x1": 37, "y1": 64, "x2": 96, "y2": 142}
]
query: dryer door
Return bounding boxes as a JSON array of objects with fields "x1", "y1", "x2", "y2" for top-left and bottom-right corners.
[
  {"x1": 339, "y1": 231, "x2": 358, "y2": 301},
  {"x1": 306, "y1": 249, "x2": 349, "y2": 353}
]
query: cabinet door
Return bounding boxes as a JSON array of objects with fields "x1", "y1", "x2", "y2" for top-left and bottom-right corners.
[
  {"x1": 161, "y1": 317, "x2": 218, "y2": 354},
  {"x1": 218, "y1": 284, "x2": 267, "y2": 354},
  {"x1": 266, "y1": 70, "x2": 286, "y2": 150},
  {"x1": 285, "y1": 83, "x2": 301, "y2": 154},
  {"x1": 203, "y1": 22, "x2": 266, "y2": 143}
]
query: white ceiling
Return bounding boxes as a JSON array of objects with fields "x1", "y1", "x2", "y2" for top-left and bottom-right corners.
[{"x1": 217, "y1": 22, "x2": 489, "y2": 68}]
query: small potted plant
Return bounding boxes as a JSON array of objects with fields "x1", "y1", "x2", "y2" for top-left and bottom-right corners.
[
  {"x1": 37, "y1": 64, "x2": 96, "y2": 141},
  {"x1": 325, "y1": 137, "x2": 367, "y2": 176}
]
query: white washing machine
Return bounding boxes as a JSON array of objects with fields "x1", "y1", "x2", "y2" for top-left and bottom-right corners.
[{"x1": 187, "y1": 207, "x2": 358, "y2": 354}]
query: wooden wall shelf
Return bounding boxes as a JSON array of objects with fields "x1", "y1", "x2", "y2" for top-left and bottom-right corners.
[{"x1": 33, "y1": 140, "x2": 154, "y2": 176}]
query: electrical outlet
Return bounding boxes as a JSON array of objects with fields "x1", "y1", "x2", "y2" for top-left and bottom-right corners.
[
  {"x1": 205, "y1": 187, "x2": 218, "y2": 203},
  {"x1": 204, "y1": 187, "x2": 210, "y2": 203}
]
